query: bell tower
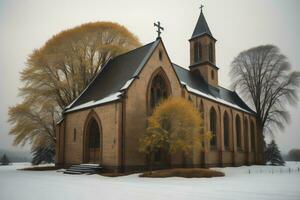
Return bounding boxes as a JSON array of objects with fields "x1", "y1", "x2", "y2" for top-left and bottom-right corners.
[{"x1": 189, "y1": 5, "x2": 218, "y2": 87}]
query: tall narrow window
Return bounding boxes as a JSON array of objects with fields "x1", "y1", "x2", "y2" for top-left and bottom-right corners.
[
  {"x1": 210, "y1": 107, "x2": 217, "y2": 148},
  {"x1": 73, "y1": 128, "x2": 77, "y2": 142},
  {"x1": 250, "y1": 121, "x2": 256, "y2": 152},
  {"x1": 198, "y1": 42, "x2": 202, "y2": 62},
  {"x1": 159, "y1": 50, "x2": 163, "y2": 61},
  {"x1": 150, "y1": 73, "x2": 169, "y2": 109},
  {"x1": 209, "y1": 42, "x2": 214, "y2": 62},
  {"x1": 244, "y1": 119, "x2": 249, "y2": 151},
  {"x1": 199, "y1": 100, "x2": 204, "y2": 134},
  {"x1": 223, "y1": 112, "x2": 229, "y2": 149},
  {"x1": 236, "y1": 115, "x2": 241, "y2": 149},
  {"x1": 194, "y1": 41, "x2": 199, "y2": 63}
]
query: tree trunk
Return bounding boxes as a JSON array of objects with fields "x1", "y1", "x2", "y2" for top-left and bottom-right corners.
[
  {"x1": 256, "y1": 120, "x2": 266, "y2": 165},
  {"x1": 149, "y1": 153, "x2": 153, "y2": 174}
]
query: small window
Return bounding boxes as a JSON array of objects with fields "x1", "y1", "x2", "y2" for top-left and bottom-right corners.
[
  {"x1": 209, "y1": 42, "x2": 214, "y2": 62},
  {"x1": 211, "y1": 70, "x2": 214, "y2": 80},
  {"x1": 159, "y1": 50, "x2": 163, "y2": 61},
  {"x1": 73, "y1": 128, "x2": 76, "y2": 142}
]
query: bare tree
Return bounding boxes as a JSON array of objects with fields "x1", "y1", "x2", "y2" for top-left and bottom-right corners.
[
  {"x1": 231, "y1": 45, "x2": 300, "y2": 142},
  {"x1": 8, "y1": 22, "x2": 140, "y2": 163}
]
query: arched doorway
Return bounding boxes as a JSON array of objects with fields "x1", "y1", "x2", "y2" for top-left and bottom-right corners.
[{"x1": 84, "y1": 116, "x2": 101, "y2": 164}]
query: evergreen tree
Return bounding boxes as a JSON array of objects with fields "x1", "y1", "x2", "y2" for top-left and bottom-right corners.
[
  {"x1": 0, "y1": 154, "x2": 10, "y2": 165},
  {"x1": 265, "y1": 140, "x2": 285, "y2": 166},
  {"x1": 31, "y1": 144, "x2": 55, "y2": 165}
]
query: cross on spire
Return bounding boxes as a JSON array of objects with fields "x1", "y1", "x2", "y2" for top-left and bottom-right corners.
[
  {"x1": 200, "y1": 4, "x2": 204, "y2": 12},
  {"x1": 154, "y1": 21, "x2": 164, "y2": 39}
]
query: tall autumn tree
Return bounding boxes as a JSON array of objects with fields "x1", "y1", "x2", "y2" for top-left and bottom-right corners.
[
  {"x1": 230, "y1": 45, "x2": 300, "y2": 153},
  {"x1": 8, "y1": 22, "x2": 140, "y2": 164}
]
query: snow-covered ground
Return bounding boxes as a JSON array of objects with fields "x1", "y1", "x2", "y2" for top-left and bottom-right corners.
[{"x1": 0, "y1": 162, "x2": 300, "y2": 200}]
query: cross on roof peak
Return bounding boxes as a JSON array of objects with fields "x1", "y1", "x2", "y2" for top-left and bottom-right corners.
[
  {"x1": 200, "y1": 4, "x2": 204, "y2": 12},
  {"x1": 154, "y1": 21, "x2": 164, "y2": 39}
]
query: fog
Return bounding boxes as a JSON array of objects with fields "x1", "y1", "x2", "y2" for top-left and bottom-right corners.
[{"x1": 0, "y1": 0, "x2": 299, "y2": 153}]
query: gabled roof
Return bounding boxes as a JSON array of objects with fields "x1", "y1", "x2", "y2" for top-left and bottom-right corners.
[
  {"x1": 65, "y1": 39, "x2": 160, "y2": 113},
  {"x1": 191, "y1": 11, "x2": 214, "y2": 40},
  {"x1": 64, "y1": 39, "x2": 254, "y2": 115},
  {"x1": 172, "y1": 63, "x2": 254, "y2": 114}
]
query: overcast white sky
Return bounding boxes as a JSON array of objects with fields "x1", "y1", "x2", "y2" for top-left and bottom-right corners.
[{"x1": 0, "y1": 0, "x2": 299, "y2": 153}]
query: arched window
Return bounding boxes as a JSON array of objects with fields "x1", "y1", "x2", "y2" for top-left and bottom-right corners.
[
  {"x1": 150, "y1": 73, "x2": 169, "y2": 109},
  {"x1": 209, "y1": 42, "x2": 214, "y2": 62},
  {"x1": 210, "y1": 107, "x2": 217, "y2": 148},
  {"x1": 236, "y1": 115, "x2": 241, "y2": 149},
  {"x1": 223, "y1": 111, "x2": 229, "y2": 149},
  {"x1": 244, "y1": 118, "x2": 249, "y2": 151},
  {"x1": 211, "y1": 70, "x2": 214, "y2": 80},
  {"x1": 250, "y1": 121, "x2": 256, "y2": 152},
  {"x1": 199, "y1": 100, "x2": 204, "y2": 134},
  {"x1": 194, "y1": 41, "x2": 199, "y2": 63}
]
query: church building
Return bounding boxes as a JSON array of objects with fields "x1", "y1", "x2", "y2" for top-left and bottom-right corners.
[{"x1": 56, "y1": 8, "x2": 265, "y2": 172}]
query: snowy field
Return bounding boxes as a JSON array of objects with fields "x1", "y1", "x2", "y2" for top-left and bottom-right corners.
[{"x1": 0, "y1": 162, "x2": 300, "y2": 200}]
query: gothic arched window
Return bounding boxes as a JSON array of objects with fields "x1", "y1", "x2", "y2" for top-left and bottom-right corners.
[
  {"x1": 250, "y1": 121, "x2": 256, "y2": 152},
  {"x1": 223, "y1": 111, "x2": 229, "y2": 149},
  {"x1": 150, "y1": 73, "x2": 169, "y2": 109},
  {"x1": 236, "y1": 115, "x2": 242, "y2": 149},
  {"x1": 199, "y1": 100, "x2": 204, "y2": 134},
  {"x1": 210, "y1": 107, "x2": 217, "y2": 148},
  {"x1": 244, "y1": 118, "x2": 249, "y2": 151},
  {"x1": 209, "y1": 42, "x2": 214, "y2": 62}
]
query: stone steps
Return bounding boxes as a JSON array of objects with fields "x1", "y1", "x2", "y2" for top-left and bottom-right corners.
[{"x1": 63, "y1": 164, "x2": 102, "y2": 175}]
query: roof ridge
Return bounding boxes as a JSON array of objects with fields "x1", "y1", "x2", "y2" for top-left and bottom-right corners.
[
  {"x1": 218, "y1": 85, "x2": 235, "y2": 93},
  {"x1": 172, "y1": 63, "x2": 190, "y2": 71},
  {"x1": 111, "y1": 41, "x2": 155, "y2": 61},
  {"x1": 132, "y1": 39, "x2": 160, "y2": 77}
]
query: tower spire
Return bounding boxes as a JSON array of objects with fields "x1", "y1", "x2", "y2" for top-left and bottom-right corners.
[{"x1": 191, "y1": 5, "x2": 213, "y2": 40}]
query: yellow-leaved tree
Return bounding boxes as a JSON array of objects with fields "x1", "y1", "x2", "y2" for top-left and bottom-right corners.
[
  {"x1": 139, "y1": 97, "x2": 210, "y2": 173},
  {"x1": 8, "y1": 22, "x2": 140, "y2": 164}
]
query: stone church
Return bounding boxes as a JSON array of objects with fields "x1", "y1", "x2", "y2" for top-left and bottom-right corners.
[{"x1": 56, "y1": 9, "x2": 264, "y2": 172}]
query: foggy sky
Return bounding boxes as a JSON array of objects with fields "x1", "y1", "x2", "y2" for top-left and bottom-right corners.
[{"x1": 0, "y1": 0, "x2": 299, "y2": 153}]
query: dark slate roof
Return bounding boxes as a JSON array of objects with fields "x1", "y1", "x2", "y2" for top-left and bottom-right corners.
[
  {"x1": 66, "y1": 40, "x2": 159, "y2": 111},
  {"x1": 191, "y1": 11, "x2": 213, "y2": 40},
  {"x1": 172, "y1": 63, "x2": 254, "y2": 113},
  {"x1": 65, "y1": 39, "x2": 254, "y2": 114}
]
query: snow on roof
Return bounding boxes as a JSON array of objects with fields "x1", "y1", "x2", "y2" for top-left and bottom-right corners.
[
  {"x1": 65, "y1": 92, "x2": 122, "y2": 113},
  {"x1": 181, "y1": 81, "x2": 252, "y2": 114},
  {"x1": 120, "y1": 78, "x2": 135, "y2": 91}
]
